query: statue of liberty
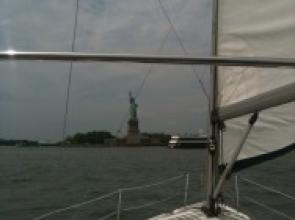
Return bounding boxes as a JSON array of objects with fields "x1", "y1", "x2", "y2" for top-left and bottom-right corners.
[
  {"x1": 129, "y1": 92, "x2": 138, "y2": 120},
  {"x1": 127, "y1": 91, "x2": 140, "y2": 145}
]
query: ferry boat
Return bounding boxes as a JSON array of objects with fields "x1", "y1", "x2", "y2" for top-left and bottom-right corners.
[{"x1": 168, "y1": 135, "x2": 207, "y2": 149}]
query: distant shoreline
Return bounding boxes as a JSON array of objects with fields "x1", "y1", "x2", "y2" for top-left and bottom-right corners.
[{"x1": 0, "y1": 145, "x2": 167, "y2": 148}]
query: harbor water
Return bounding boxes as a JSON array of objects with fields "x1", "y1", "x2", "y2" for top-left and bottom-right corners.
[{"x1": 0, "y1": 146, "x2": 294, "y2": 220}]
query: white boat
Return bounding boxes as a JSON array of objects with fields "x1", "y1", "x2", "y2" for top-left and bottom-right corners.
[
  {"x1": 3, "y1": 0, "x2": 295, "y2": 219},
  {"x1": 149, "y1": 203, "x2": 250, "y2": 220},
  {"x1": 168, "y1": 135, "x2": 207, "y2": 149}
]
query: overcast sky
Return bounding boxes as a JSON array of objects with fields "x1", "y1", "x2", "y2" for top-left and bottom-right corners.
[{"x1": 0, "y1": 0, "x2": 212, "y2": 141}]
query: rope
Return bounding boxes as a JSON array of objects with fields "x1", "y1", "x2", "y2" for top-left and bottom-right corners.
[
  {"x1": 120, "y1": 174, "x2": 184, "y2": 192},
  {"x1": 243, "y1": 196, "x2": 295, "y2": 220},
  {"x1": 240, "y1": 177, "x2": 295, "y2": 202},
  {"x1": 61, "y1": 0, "x2": 79, "y2": 141},
  {"x1": 157, "y1": 0, "x2": 209, "y2": 101},
  {"x1": 32, "y1": 191, "x2": 118, "y2": 220},
  {"x1": 122, "y1": 194, "x2": 179, "y2": 212}
]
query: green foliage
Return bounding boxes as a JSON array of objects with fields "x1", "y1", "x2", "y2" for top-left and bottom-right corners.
[
  {"x1": 0, "y1": 139, "x2": 39, "y2": 146},
  {"x1": 66, "y1": 131, "x2": 114, "y2": 144}
]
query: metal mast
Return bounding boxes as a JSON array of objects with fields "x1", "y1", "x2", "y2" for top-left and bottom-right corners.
[{"x1": 206, "y1": 0, "x2": 220, "y2": 215}]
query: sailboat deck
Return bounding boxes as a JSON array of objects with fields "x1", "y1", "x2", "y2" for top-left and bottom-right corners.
[{"x1": 149, "y1": 203, "x2": 250, "y2": 220}]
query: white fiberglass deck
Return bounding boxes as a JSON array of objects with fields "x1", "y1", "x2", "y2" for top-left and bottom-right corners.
[{"x1": 149, "y1": 203, "x2": 250, "y2": 220}]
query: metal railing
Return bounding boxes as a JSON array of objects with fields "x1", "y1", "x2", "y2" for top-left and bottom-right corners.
[
  {"x1": 32, "y1": 172, "x2": 201, "y2": 220},
  {"x1": 225, "y1": 175, "x2": 295, "y2": 220}
]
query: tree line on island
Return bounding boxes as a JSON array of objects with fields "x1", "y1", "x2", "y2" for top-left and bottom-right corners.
[
  {"x1": 65, "y1": 131, "x2": 171, "y2": 146},
  {"x1": 0, "y1": 131, "x2": 171, "y2": 147},
  {"x1": 65, "y1": 131, "x2": 114, "y2": 145}
]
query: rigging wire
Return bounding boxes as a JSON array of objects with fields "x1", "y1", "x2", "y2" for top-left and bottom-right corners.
[
  {"x1": 116, "y1": 27, "x2": 173, "y2": 134},
  {"x1": 56, "y1": 0, "x2": 80, "y2": 211},
  {"x1": 61, "y1": 0, "x2": 79, "y2": 142},
  {"x1": 56, "y1": 0, "x2": 80, "y2": 207},
  {"x1": 157, "y1": 0, "x2": 209, "y2": 101},
  {"x1": 116, "y1": 0, "x2": 190, "y2": 134},
  {"x1": 158, "y1": 0, "x2": 210, "y2": 136},
  {"x1": 133, "y1": 0, "x2": 190, "y2": 99}
]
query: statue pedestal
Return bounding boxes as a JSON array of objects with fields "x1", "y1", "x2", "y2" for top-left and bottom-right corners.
[{"x1": 127, "y1": 119, "x2": 141, "y2": 145}]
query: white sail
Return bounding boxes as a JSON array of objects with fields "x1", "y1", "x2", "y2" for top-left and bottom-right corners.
[{"x1": 217, "y1": 0, "x2": 295, "y2": 163}]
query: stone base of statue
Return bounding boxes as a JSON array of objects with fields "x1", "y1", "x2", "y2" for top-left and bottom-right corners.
[{"x1": 127, "y1": 119, "x2": 141, "y2": 145}]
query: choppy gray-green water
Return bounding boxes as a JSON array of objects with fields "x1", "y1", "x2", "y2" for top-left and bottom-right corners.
[{"x1": 0, "y1": 146, "x2": 294, "y2": 220}]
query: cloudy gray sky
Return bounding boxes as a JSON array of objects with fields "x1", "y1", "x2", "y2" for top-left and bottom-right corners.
[{"x1": 0, "y1": 0, "x2": 212, "y2": 142}]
